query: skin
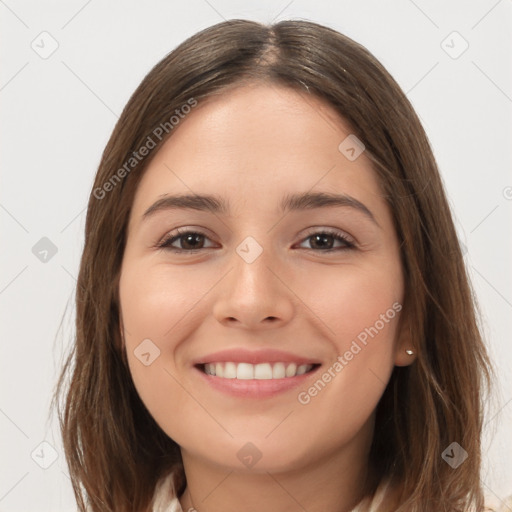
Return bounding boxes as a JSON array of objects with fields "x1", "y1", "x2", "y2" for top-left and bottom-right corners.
[{"x1": 118, "y1": 83, "x2": 414, "y2": 512}]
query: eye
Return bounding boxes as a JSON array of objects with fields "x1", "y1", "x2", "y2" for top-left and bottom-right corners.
[
  {"x1": 296, "y1": 229, "x2": 355, "y2": 252},
  {"x1": 156, "y1": 228, "x2": 355, "y2": 254},
  {"x1": 157, "y1": 228, "x2": 216, "y2": 253}
]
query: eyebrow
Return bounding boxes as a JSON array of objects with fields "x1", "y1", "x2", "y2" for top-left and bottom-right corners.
[{"x1": 142, "y1": 191, "x2": 378, "y2": 225}]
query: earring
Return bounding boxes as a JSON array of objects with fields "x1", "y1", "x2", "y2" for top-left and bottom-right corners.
[{"x1": 405, "y1": 349, "x2": 414, "y2": 355}]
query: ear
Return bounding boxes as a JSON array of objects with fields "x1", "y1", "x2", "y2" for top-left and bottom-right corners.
[{"x1": 393, "y1": 312, "x2": 417, "y2": 367}]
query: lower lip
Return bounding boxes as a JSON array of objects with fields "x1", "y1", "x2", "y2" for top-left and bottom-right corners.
[{"x1": 195, "y1": 365, "x2": 320, "y2": 398}]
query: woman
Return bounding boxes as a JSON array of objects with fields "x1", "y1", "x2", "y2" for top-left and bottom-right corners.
[{"x1": 54, "y1": 19, "x2": 500, "y2": 511}]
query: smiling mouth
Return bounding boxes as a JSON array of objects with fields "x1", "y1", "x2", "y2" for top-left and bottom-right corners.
[{"x1": 198, "y1": 362, "x2": 319, "y2": 380}]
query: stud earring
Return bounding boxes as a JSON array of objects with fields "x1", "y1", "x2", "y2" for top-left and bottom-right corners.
[{"x1": 405, "y1": 349, "x2": 414, "y2": 355}]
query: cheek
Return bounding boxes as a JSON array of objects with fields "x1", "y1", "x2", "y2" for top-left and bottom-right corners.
[
  {"x1": 299, "y1": 261, "x2": 402, "y2": 350},
  {"x1": 120, "y1": 264, "x2": 203, "y2": 339},
  {"x1": 292, "y1": 263, "x2": 402, "y2": 419},
  {"x1": 119, "y1": 265, "x2": 203, "y2": 424}
]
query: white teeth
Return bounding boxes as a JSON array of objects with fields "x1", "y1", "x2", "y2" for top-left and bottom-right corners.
[
  {"x1": 296, "y1": 364, "x2": 308, "y2": 375},
  {"x1": 254, "y1": 363, "x2": 272, "y2": 379},
  {"x1": 272, "y1": 362, "x2": 286, "y2": 379},
  {"x1": 285, "y1": 363, "x2": 297, "y2": 377},
  {"x1": 202, "y1": 362, "x2": 314, "y2": 379},
  {"x1": 236, "y1": 363, "x2": 254, "y2": 380},
  {"x1": 224, "y1": 362, "x2": 237, "y2": 379}
]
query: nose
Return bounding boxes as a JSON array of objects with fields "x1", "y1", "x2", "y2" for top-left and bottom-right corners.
[{"x1": 212, "y1": 243, "x2": 295, "y2": 330}]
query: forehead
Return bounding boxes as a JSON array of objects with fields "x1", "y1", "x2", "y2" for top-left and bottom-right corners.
[{"x1": 130, "y1": 83, "x2": 385, "y2": 218}]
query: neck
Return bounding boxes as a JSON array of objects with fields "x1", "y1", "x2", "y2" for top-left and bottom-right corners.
[{"x1": 178, "y1": 432, "x2": 377, "y2": 512}]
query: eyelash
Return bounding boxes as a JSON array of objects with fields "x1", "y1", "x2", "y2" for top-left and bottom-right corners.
[{"x1": 156, "y1": 227, "x2": 356, "y2": 254}]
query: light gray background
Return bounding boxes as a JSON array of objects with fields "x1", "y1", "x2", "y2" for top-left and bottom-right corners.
[{"x1": 1, "y1": 1, "x2": 511, "y2": 510}]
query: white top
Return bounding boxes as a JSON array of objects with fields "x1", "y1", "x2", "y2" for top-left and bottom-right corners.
[
  {"x1": 149, "y1": 469, "x2": 511, "y2": 511},
  {"x1": 149, "y1": 469, "x2": 389, "y2": 512}
]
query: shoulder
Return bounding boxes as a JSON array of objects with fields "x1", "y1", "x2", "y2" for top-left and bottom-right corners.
[
  {"x1": 151, "y1": 467, "x2": 184, "y2": 512},
  {"x1": 483, "y1": 493, "x2": 512, "y2": 511},
  {"x1": 350, "y1": 477, "x2": 396, "y2": 511},
  {"x1": 352, "y1": 477, "x2": 512, "y2": 512}
]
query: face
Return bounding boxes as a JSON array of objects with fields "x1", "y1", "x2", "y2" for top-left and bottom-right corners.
[{"x1": 118, "y1": 83, "x2": 410, "y2": 474}]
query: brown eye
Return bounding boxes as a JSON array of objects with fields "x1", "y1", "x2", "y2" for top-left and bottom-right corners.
[
  {"x1": 176, "y1": 233, "x2": 205, "y2": 250},
  {"x1": 158, "y1": 230, "x2": 215, "y2": 252},
  {"x1": 298, "y1": 230, "x2": 355, "y2": 251}
]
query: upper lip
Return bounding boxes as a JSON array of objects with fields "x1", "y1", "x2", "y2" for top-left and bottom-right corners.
[{"x1": 193, "y1": 348, "x2": 321, "y2": 366}]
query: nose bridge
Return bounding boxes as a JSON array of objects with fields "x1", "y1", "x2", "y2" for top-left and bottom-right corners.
[
  {"x1": 212, "y1": 234, "x2": 294, "y2": 327},
  {"x1": 231, "y1": 234, "x2": 279, "y2": 297}
]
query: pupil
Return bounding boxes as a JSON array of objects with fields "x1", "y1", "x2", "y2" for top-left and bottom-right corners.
[
  {"x1": 312, "y1": 234, "x2": 333, "y2": 249},
  {"x1": 183, "y1": 234, "x2": 203, "y2": 249}
]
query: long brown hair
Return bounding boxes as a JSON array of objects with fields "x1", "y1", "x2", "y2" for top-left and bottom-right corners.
[{"x1": 53, "y1": 19, "x2": 493, "y2": 511}]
